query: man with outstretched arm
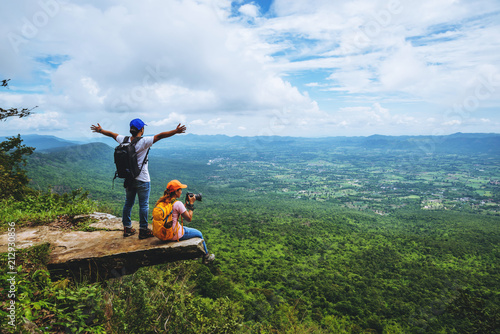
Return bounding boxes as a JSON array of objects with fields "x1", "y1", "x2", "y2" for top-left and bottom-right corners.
[{"x1": 91, "y1": 119, "x2": 186, "y2": 239}]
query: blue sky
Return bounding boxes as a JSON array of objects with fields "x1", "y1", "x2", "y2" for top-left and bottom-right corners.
[{"x1": 1, "y1": 0, "x2": 499, "y2": 140}]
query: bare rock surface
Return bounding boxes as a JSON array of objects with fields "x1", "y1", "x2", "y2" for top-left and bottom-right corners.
[{"x1": 0, "y1": 212, "x2": 205, "y2": 281}]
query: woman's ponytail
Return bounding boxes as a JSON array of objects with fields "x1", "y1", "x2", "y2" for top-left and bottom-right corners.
[{"x1": 155, "y1": 190, "x2": 176, "y2": 206}]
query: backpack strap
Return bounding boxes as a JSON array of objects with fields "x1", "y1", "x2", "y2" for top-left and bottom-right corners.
[
  {"x1": 140, "y1": 147, "x2": 150, "y2": 173},
  {"x1": 163, "y1": 208, "x2": 174, "y2": 227},
  {"x1": 155, "y1": 205, "x2": 173, "y2": 226},
  {"x1": 179, "y1": 215, "x2": 183, "y2": 242},
  {"x1": 130, "y1": 136, "x2": 150, "y2": 176}
]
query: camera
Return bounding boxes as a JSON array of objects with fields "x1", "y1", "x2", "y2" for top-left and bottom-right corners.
[{"x1": 186, "y1": 192, "x2": 202, "y2": 202}]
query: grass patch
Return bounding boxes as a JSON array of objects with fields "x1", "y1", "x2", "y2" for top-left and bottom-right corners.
[{"x1": 0, "y1": 189, "x2": 99, "y2": 232}]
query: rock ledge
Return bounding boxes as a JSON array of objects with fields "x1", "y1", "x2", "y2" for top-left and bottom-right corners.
[{"x1": 0, "y1": 212, "x2": 205, "y2": 281}]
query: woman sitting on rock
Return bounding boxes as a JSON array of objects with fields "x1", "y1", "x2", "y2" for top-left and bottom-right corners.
[{"x1": 155, "y1": 180, "x2": 215, "y2": 264}]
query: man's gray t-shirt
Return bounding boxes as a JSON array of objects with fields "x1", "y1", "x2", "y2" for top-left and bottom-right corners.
[{"x1": 115, "y1": 135, "x2": 154, "y2": 182}]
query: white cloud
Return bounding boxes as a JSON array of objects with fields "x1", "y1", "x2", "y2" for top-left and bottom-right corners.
[
  {"x1": 208, "y1": 118, "x2": 230, "y2": 129},
  {"x1": 263, "y1": 0, "x2": 500, "y2": 104},
  {"x1": 191, "y1": 119, "x2": 205, "y2": 126},
  {"x1": 239, "y1": 4, "x2": 260, "y2": 18},
  {"x1": 336, "y1": 103, "x2": 394, "y2": 127},
  {"x1": 148, "y1": 112, "x2": 187, "y2": 127},
  {"x1": 6, "y1": 111, "x2": 68, "y2": 131},
  {"x1": 442, "y1": 119, "x2": 462, "y2": 126},
  {"x1": 189, "y1": 117, "x2": 230, "y2": 130},
  {"x1": 153, "y1": 84, "x2": 217, "y2": 111},
  {"x1": 0, "y1": 0, "x2": 499, "y2": 137},
  {"x1": 0, "y1": 92, "x2": 26, "y2": 107},
  {"x1": 46, "y1": 1, "x2": 314, "y2": 118},
  {"x1": 378, "y1": 43, "x2": 429, "y2": 91}
]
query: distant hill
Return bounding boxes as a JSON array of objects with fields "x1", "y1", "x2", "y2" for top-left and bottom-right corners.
[
  {"x1": 1, "y1": 134, "x2": 84, "y2": 151},
  {"x1": 36, "y1": 142, "x2": 114, "y2": 162},
  {"x1": 12, "y1": 132, "x2": 500, "y2": 155},
  {"x1": 27, "y1": 142, "x2": 116, "y2": 194},
  {"x1": 138, "y1": 132, "x2": 500, "y2": 155},
  {"x1": 364, "y1": 133, "x2": 500, "y2": 154}
]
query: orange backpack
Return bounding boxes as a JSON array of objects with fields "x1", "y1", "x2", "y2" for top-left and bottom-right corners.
[{"x1": 152, "y1": 199, "x2": 183, "y2": 241}]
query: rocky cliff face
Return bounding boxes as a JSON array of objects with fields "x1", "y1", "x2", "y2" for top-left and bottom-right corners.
[{"x1": 0, "y1": 213, "x2": 205, "y2": 281}]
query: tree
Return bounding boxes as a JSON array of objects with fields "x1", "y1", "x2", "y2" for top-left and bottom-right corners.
[
  {"x1": 0, "y1": 135, "x2": 35, "y2": 199},
  {"x1": 446, "y1": 289, "x2": 500, "y2": 333},
  {"x1": 0, "y1": 79, "x2": 36, "y2": 199}
]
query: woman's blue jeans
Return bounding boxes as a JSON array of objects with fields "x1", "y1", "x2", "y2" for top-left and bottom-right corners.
[
  {"x1": 122, "y1": 180, "x2": 150, "y2": 230},
  {"x1": 179, "y1": 226, "x2": 208, "y2": 254}
]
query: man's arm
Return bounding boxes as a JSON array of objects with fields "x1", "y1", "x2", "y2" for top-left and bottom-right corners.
[
  {"x1": 91, "y1": 123, "x2": 119, "y2": 140},
  {"x1": 153, "y1": 123, "x2": 186, "y2": 143}
]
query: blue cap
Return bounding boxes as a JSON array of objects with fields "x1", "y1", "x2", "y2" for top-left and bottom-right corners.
[{"x1": 130, "y1": 118, "x2": 146, "y2": 130}]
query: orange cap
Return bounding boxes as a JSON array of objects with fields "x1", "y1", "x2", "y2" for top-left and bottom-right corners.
[{"x1": 166, "y1": 179, "x2": 187, "y2": 192}]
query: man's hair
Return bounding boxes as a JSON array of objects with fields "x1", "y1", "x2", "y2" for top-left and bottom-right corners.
[{"x1": 130, "y1": 126, "x2": 140, "y2": 137}]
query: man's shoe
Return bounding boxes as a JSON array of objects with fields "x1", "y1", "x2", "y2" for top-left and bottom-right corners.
[
  {"x1": 123, "y1": 227, "x2": 136, "y2": 237},
  {"x1": 202, "y1": 253, "x2": 215, "y2": 264},
  {"x1": 139, "y1": 228, "x2": 154, "y2": 240}
]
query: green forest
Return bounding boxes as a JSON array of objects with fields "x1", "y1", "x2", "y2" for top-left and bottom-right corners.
[{"x1": 1, "y1": 134, "x2": 499, "y2": 333}]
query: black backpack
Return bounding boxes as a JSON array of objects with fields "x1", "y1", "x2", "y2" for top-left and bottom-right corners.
[{"x1": 113, "y1": 136, "x2": 150, "y2": 184}]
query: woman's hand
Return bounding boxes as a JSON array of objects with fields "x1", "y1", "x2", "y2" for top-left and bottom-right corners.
[{"x1": 187, "y1": 193, "x2": 196, "y2": 205}]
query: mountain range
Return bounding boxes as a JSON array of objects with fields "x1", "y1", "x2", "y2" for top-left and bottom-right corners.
[
  {"x1": 1, "y1": 134, "x2": 83, "y2": 151},
  {"x1": 5, "y1": 132, "x2": 499, "y2": 155}
]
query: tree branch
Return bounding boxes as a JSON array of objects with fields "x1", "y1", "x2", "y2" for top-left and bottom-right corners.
[{"x1": 0, "y1": 106, "x2": 38, "y2": 121}]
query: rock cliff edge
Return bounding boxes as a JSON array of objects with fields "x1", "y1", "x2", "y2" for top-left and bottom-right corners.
[{"x1": 0, "y1": 213, "x2": 206, "y2": 281}]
